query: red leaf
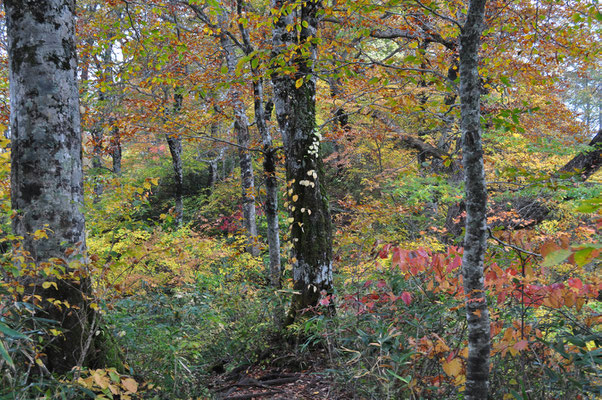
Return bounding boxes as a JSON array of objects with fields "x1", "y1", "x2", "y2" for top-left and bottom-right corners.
[
  {"x1": 568, "y1": 277, "x2": 583, "y2": 290},
  {"x1": 379, "y1": 244, "x2": 392, "y2": 258},
  {"x1": 401, "y1": 291, "x2": 412, "y2": 306},
  {"x1": 391, "y1": 248, "x2": 402, "y2": 267}
]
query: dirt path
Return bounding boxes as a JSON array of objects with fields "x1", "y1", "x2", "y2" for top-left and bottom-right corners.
[{"x1": 211, "y1": 364, "x2": 345, "y2": 399}]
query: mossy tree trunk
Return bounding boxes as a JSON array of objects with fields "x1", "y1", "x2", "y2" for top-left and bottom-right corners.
[
  {"x1": 5, "y1": 0, "x2": 121, "y2": 373},
  {"x1": 271, "y1": 0, "x2": 334, "y2": 323}
]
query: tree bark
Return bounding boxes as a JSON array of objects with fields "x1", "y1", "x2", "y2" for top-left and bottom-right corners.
[
  {"x1": 110, "y1": 124, "x2": 122, "y2": 175},
  {"x1": 235, "y1": 2, "x2": 282, "y2": 287},
  {"x1": 254, "y1": 78, "x2": 281, "y2": 288},
  {"x1": 166, "y1": 89, "x2": 184, "y2": 227},
  {"x1": 271, "y1": 0, "x2": 334, "y2": 323},
  {"x1": 93, "y1": 43, "x2": 114, "y2": 202},
  {"x1": 218, "y1": 11, "x2": 259, "y2": 256},
  {"x1": 4, "y1": 0, "x2": 116, "y2": 373},
  {"x1": 459, "y1": 0, "x2": 491, "y2": 398}
]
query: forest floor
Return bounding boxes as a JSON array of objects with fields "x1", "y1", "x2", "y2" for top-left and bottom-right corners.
[{"x1": 208, "y1": 349, "x2": 348, "y2": 399}]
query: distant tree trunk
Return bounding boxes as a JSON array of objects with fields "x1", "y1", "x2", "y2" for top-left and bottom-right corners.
[
  {"x1": 5, "y1": 0, "x2": 118, "y2": 373},
  {"x1": 254, "y1": 78, "x2": 281, "y2": 287},
  {"x1": 236, "y1": 4, "x2": 282, "y2": 287},
  {"x1": 165, "y1": 89, "x2": 184, "y2": 227},
  {"x1": 559, "y1": 128, "x2": 602, "y2": 180},
  {"x1": 445, "y1": 128, "x2": 602, "y2": 236},
  {"x1": 218, "y1": 11, "x2": 259, "y2": 256},
  {"x1": 91, "y1": 125, "x2": 104, "y2": 202},
  {"x1": 459, "y1": 0, "x2": 491, "y2": 398},
  {"x1": 110, "y1": 124, "x2": 122, "y2": 175},
  {"x1": 91, "y1": 42, "x2": 113, "y2": 203},
  {"x1": 271, "y1": 0, "x2": 334, "y2": 323}
]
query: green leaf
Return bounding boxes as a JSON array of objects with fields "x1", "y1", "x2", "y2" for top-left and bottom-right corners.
[
  {"x1": 0, "y1": 339, "x2": 14, "y2": 368},
  {"x1": 541, "y1": 249, "x2": 572, "y2": 267},
  {"x1": 574, "y1": 247, "x2": 596, "y2": 266},
  {"x1": 576, "y1": 198, "x2": 602, "y2": 213},
  {"x1": 0, "y1": 321, "x2": 28, "y2": 339}
]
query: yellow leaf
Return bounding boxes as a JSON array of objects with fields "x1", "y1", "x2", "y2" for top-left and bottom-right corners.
[
  {"x1": 93, "y1": 370, "x2": 110, "y2": 389},
  {"x1": 108, "y1": 384, "x2": 119, "y2": 395},
  {"x1": 442, "y1": 358, "x2": 462, "y2": 377},
  {"x1": 33, "y1": 229, "x2": 49, "y2": 240},
  {"x1": 295, "y1": 77, "x2": 303, "y2": 88},
  {"x1": 122, "y1": 377, "x2": 138, "y2": 393},
  {"x1": 292, "y1": 194, "x2": 299, "y2": 202},
  {"x1": 42, "y1": 281, "x2": 58, "y2": 290}
]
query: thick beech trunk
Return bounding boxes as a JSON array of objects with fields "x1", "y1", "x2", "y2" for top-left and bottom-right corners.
[
  {"x1": 218, "y1": 12, "x2": 259, "y2": 256},
  {"x1": 5, "y1": 0, "x2": 116, "y2": 373},
  {"x1": 271, "y1": 0, "x2": 334, "y2": 322},
  {"x1": 459, "y1": 0, "x2": 491, "y2": 398}
]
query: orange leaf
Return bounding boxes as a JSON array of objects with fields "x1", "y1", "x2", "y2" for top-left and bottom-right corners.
[
  {"x1": 513, "y1": 340, "x2": 528, "y2": 351},
  {"x1": 442, "y1": 358, "x2": 462, "y2": 377},
  {"x1": 540, "y1": 241, "x2": 560, "y2": 257}
]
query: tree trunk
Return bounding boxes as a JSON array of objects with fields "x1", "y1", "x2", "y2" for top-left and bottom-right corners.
[
  {"x1": 166, "y1": 90, "x2": 184, "y2": 227},
  {"x1": 5, "y1": 0, "x2": 119, "y2": 373},
  {"x1": 218, "y1": 11, "x2": 259, "y2": 256},
  {"x1": 91, "y1": 42, "x2": 113, "y2": 202},
  {"x1": 110, "y1": 124, "x2": 122, "y2": 175},
  {"x1": 235, "y1": 4, "x2": 282, "y2": 287},
  {"x1": 253, "y1": 78, "x2": 281, "y2": 287},
  {"x1": 271, "y1": 0, "x2": 334, "y2": 323},
  {"x1": 459, "y1": 0, "x2": 491, "y2": 398},
  {"x1": 559, "y1": 128, "x2": 602, "y2": 180}
]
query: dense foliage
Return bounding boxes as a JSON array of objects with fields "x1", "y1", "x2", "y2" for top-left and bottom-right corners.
[{"x1": 0, "y1": 0, "x2": 600, "y2": 399}]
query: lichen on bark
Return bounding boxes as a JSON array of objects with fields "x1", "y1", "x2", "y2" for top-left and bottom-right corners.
[{"x1": 5, "y1": 0, "x2": 122, "y2": 373}]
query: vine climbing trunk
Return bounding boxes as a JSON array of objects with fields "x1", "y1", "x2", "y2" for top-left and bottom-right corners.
[
  {"x1": 271, "y1": 0, "x2": 334, "y2": 323},
  {"x1": 5, "y1": 0, "x2": 120, "y2": 373},
  {"x1": 459, "y1": 0, "x2": 491, "y2": 398}
]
